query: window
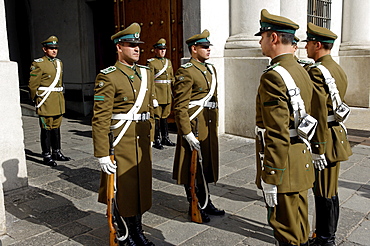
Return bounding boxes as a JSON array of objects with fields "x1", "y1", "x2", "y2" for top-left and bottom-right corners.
[{"x1": 307, "y1": 0, "x2": 332, "y2": 29}]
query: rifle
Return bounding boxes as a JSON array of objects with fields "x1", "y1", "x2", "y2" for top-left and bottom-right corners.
[
  {"x1": 107, "y1": 131, "x2": 128, "y2": 245},
  {"x1": 189, "y1": 118, "x2": 203, "y2": 223},
  {"x1": 107, "y1": 131, "x2": 117, "y2": 245}
]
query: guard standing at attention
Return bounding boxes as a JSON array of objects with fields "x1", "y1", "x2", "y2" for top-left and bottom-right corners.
[
  {"x1": 304, "y1": 22, "x2": 352, "y2": 246},
  {"x1": 254, "y1": 9, "x2": 315, "y2": 246},
  {"x1": 28, "y1": 36, "x2": 71, "y2": 167},
  {"x1": 147, "y1": 38, "x2": 176, "y2": 149},
  {"x1": 172, "y1": 29, "x2": 225, "y2": 223},
  {"x1": 92, "y1": 23, "x2": 155, "y2": 246}
]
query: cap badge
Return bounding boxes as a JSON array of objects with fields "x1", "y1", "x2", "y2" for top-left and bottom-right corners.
[{"x1": 134, "y1": 32, "x2": 140, "y2": 38}]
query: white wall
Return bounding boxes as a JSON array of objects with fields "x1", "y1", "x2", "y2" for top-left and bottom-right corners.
[
  {"x1": 0, "y1": 0, "x2": 29, "y2": 235},
  {"x1": 200, "y1": 0, "x2": 229, "y2": 134}
]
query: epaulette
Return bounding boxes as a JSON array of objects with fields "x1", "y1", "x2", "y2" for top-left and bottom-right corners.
[
  {"x1": 263, "y1": 62, "x2": 280, "y2": 73},
  {"x1": 137, "y1": 64, "x2": 150, "y2": 69},
  {"x1": 181, "y1": 62, "x2": 193, "y2": 69},
  {"x1": 34, "y1": 58, "x2": 44, "y2": 63},
  {"x1": 100, "y1": 66, "x2": 116, "y2": 74},
  {"x1": 297, "y1": 59, "x2": 313, "y2": 65},
  {"x1": 309, "y1": 61, "x2": 322, "y2": 68},
  {"x1": 147, "y1": 58, "x2": 155, "y2": 62}
]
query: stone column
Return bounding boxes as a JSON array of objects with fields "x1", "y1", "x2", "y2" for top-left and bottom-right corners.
[
  {"x1": 340, "y1": 0, "x2": 370, "y2": 107},
  {"x1": 225, "y1": 1, "x2": 279, "y2": 137},
  {"x1": 280, "y1": 0, "x2": 308, "y2": 58},
  {"x1": 0, "y1": 0, "x2": 29, "y2": 235}
]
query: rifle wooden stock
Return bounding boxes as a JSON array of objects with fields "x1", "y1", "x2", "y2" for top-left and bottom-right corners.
[
  {"x1": 107, "y1": 132, "x2": 118, "y2": 246},
  {"x1": 107, "y1": 172, "x2": 117, "y2": 245},
  {"x1": 190, "y1": 148, "x2": 202, "y2": 223}
]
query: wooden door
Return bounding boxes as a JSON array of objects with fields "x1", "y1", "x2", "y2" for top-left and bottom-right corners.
[{"x1": 113, "y1": 0, "x2": 183, "y2": 71}]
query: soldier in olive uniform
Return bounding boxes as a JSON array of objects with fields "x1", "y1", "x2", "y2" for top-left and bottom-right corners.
[
  {"x1": 304, "y1": 23, "x2": 352, "y2": 246},
  {"x1": 254, "y1": 9, "x2": 315, "y2": 246},
  {"x1": 173, "y1": 29, "x2": 224, "y2": 223},
  {"x1": 92, "y1": 23, "x2": 155, "y2": 246},
  {"x1": 147, "y1": 38, "x2": 176, "y2": 149},
  {"x1": 28, "y1": 36, "x2": 71, "y2": 167}
]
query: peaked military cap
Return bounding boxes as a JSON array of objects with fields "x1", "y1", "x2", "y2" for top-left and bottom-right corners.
[
  {"x1": 111, "y1": 23, "x2": 144, "y2": 44},
  {"x1": 186, "y1": 29, "x2": 213, "y2": 47},
  {"x1": 41, "y1": 36, "x2": 59, "y2": 48},
  {"x1": 153, "y1": 38, "x2": 167, "y2": 49},
  {"x1": 255, "y1": 9, "x2": 299, "y2": 36},
  {"x1": 302, "y1": 22, "x2": 337, "y2": 43}
]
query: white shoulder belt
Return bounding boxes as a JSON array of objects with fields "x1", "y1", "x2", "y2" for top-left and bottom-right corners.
[
  {"x1": 36, "y1": 59, "x2": 61, "y2": 108},
  {"x1": 110, "y1": 68, "x2": 149, "y2": 147},
  {"x1": 188, "y1": 65, "x2": 217, "y2": 121},
  {"x1": 154, "y1": 59, "x2": 168, "y2": 79}
]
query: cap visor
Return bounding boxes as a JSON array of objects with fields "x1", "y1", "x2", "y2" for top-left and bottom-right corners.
[
  {"x1": 254, "y1": 31, "x2": 262, "y2": 36},
  {"x1": 196, "y1": 42, "x2": 213, "y2": 46}
]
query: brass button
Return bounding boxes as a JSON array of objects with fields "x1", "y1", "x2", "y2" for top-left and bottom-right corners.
[
  {"x1": 305, "y1": 164, "x2": 309, "y2": 168},
  {"x1": 303, "y1": 149, "x2": 306, "y2": 154},
  {"x1": 270, "y1": 171, "x2": 275, "y2": 175}
]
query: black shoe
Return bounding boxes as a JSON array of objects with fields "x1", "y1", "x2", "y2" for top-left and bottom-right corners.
[
  {"x1": 127, "y1": 215, "x2": 155, "y2": 246},
  {"x1": 161, "y1": 137, "x2": 176, "y2": 146},
  {"x1": 119, "y1": 235, "x2": 137, "y2": 246},
  {"x1": 204, "y1": 202, "x2": 225, "y2": 216},
  {"x1": 200, "y1": 209, "x2": 210, "y2": 223},
  {"x1": 43, "y1": 153, "x2": 57, "y2": 167},
  {"x1": 153, "y1": 140, "x2": 164, "y2": 150},
  {"x1": 310, "y1": 237, "x2": 336, "y2": 246},
  {"x1": 52, "y1": 149, "x2": 71, "y2": 161}
]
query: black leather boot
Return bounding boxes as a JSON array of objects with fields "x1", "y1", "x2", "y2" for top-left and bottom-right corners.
[
  {"x1": 184, "y1": 185, "x2": 210, "y2": 223},
  {"x1": 312, "y1": 195, "x2": 339, "y2": 246},
  {"x1": 126, "y1": 215, "x2": 154, "y2": 246},
  {"x1": 41, "y1": 129, "x2": 57, "y2": 167},
  {"x1": 120, "y1": 218, "x2": 137, "y2": 246},
  {"x1": 153, "y1": 119, "x2": 164, "y2": 150},
  {"x1": 160, "y1": 118, "x2": 175, "y2": 146},
  {"x1": 51, "y1": 128, "x2": 71, "y2": 161},
  {"x1": 197, "y1": 183, "x2": 225, "y2": 216}
]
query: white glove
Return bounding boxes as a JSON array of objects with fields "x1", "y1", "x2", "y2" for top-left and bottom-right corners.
[
  {"x1": 312, "y1": 153, "x2": 327, "y2": 171},
  {"x1": 153, "y1": 99, "x2": 159, "y2": 108},
  {"x1": 261, "y1": 180, "x2": 278, "y2": 207},
  {"x1": 183, "y1": 132, "x2": 200, "y2": 151},
  {"x1": 98, "y1": 156, "x2": 117, "y2": 174}
]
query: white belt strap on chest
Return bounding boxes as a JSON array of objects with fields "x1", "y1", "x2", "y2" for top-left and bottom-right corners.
[
  {"x1": 110, "y1": 68, "x2": 148, "y2": 147},
  {"x1": 273, "y1": 66, "x2": 306, "y2": 129},
  {"x1": 188, "y1": 65, "x2": 217, "y2": 121},
  {"x1": 273, "y1": 65, "x2": 314, "y2": 150},
  {"x1": 36, "y1": 59, "x2": 61, "y2": 108},
  {"x1": 154, "y1": 59, "x2": 168, "y2": 79},
  {"x1": 316, "y1": 65, "x2": 342, "y2": 112},
  {"x1": 316, "y1": 64, "x2": 349, "y2": 133}
]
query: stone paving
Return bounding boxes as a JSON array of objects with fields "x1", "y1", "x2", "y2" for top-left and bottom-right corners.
[{"x1": 0, "y1": 107, "x2": 369, "y2": 245}]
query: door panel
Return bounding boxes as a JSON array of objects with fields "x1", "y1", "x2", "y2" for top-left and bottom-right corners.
[{"x1": 113, "y1": 0, "x2": 183, "y2": 71}]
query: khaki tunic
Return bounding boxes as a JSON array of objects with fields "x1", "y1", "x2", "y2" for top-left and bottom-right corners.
[
  {"x1": 307, "y1": 54, "x2": 351, "y2": 198},
  {"x1": 92, "y1": 61, "x2": 155, "y2": 217},
  {"x1": 28, "y1": 56, "x2": 65, "y2": 116},
  {"x1": 147, "y1": 57, "x2": 174, "y2": 104},
  {"x1": 255, "y1": 54, "x2": 315, "y2": 193},
  {"x1": 172, "y1": 58, "x2": 219, "y2": 184}
]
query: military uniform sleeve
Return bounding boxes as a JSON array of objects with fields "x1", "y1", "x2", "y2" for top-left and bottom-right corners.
[
  {"x1": 308, "y1": 67, "x2": 328, "y2": 155},
  {"x1": 28, "y1": 61, "x2": 42, "y2": 101},
  {"x1": 259, "y1": 72, "x2": 291, "y2": 186},
  {"x1": 173, "y1": 67, "x2": 193, "y2": 135},
  {"x1": 92, "y1": 74, "x2": 115, "y2": 158}
]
